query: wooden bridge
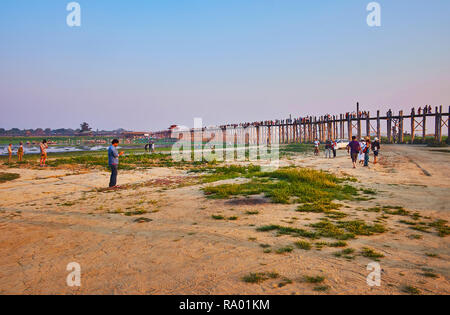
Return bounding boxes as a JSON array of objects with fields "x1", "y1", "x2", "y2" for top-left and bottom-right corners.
[{"x1": 166, "y1": 103, "x2": 450, "y2": 145}]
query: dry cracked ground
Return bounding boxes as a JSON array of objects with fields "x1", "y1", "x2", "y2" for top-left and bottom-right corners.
[{"x1": 0, "y1": 145, "x2": 449, "y2": 295}]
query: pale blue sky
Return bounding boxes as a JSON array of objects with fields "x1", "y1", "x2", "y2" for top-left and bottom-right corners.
[{"x1": 1, "y1": 0, "x2": 449, "y2": 130}]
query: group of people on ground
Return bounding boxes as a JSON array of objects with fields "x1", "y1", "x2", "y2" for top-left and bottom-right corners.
[
  {"x1": 313, "y1": 136, "x2": 381, "y2": 168},
  {"x1": 347, "y1": 136, "x2": 380, "y2": 169},
  {"x1": 313, "y1": 139, "x2": 337, "y2": 158},
  {"x1": 5, "y1": 140, "x2": 48, "y2": 166}
]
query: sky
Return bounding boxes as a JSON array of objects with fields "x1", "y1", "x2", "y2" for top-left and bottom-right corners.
[{"x1": 1, "y1": 0, "x2": 449, "y2": 131}]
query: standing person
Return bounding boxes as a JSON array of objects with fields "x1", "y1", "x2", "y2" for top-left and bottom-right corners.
[
  {"x1": 332, "y1": 139, "x2": 337, "y2": 158},
  {"x1": 325, "y1": 139, "x2": 332, "y2": 159},
  {"x1": 347, "y1": 136, "x2": 361, "y2": 169},
  {"x1": 149, "y1": 140, "x2": 155, "y2": 153},
  {"x1": 17, "y1": 142, "x2": 24, "y2": 162},
  {"x1": 39, "y1": 139, "x2": 48, "y2": 167},
  {"x1": 8, "y1": 143, "x2": 13, "y2": 163},
  {"x1": 314, "y1": 139, "x2": 320, "y2": 156},
  {"x1": 108, "y1": 139, "x2": 124, "y2": 188},
  {"x1": 371, "y1": 137, "x2": 381, "y2": 164},
  {"x1": 359, "y1": 139, "x2": 366, "y2": 165},
  {"x1": 364, "y1": 137, "x2": 371, "y2": 167}
]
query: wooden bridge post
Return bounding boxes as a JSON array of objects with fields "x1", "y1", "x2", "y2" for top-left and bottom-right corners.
[
  {"x1": 434, "y1": 107, "x2": 439, "y2": 142},
  {"x1": 446, "y1": 105, "x2": 450, "y2": 144},
  {"x1": 376, "y1": 110, "x2": 381, "y2": 140},
  {"x1": 340, "y1": 114, "x2": 344, "y2": 139},
  {"x1": 439, "y1": 107, "x2": 442, "y2": 142},
  {"x1": 399, "y1": 110, "x2": 404, "y2": 143},
  {"x1": 347, "y1": 114, "x2": 352, "y2": 140},
  {"x1": 357, "y1": 102, "x2": 362, "y2": 140},
  {"x1": 256, "y1": 126, "x2": 260, "y2": 147},
  {"x1": 387, "y1": 110, "x2": 392, "y2": 143},
  {"x1": 366, "y1": 111, "x2": 370, "y2": 138},
  {"x1": 422, "y1": 108, "x2": 427, "y2": 143},
  {"x1": 410, "y1": 108, "x2": 415, "y2": 143}
]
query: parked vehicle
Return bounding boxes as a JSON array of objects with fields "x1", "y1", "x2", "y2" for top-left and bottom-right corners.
[{"x1": 335, "y1": 139, "x2": 349, "y2": 150}]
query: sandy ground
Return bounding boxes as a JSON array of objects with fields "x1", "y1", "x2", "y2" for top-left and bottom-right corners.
[{"x1": 0, "y1": 145, "x2": 448, "y2": 295}]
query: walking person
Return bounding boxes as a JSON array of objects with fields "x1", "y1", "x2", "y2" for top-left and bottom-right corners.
[
  {"x1": 108, "y1": 139, "x2": 124, "y2": 188},
  {"x1": 8, "y1": 143, "x2": 13, "y2": 163},
  {"x1": 347, "y1": 136, "x2": 361, "y2": 169},
  {"x1": 364, "y1": 137, "x2": 371, "y2": 167},
  {"x1": 314, "y1": 138, "x2": 320, "y2": 156},
  {"x1": 358, "y1": 139, "x2": 366, "y2": 165},
  {"x1": 332, "y1": 139, "x2": 337, "y2": 158},
  {"x1": 39, "y1": 139, "x2": 48, "y2": 167},
  {"x1": 17, "y1": 142, "x2": 24, "y2": 162},
  {"x1": 324, "y1": 139, "x2": 332, "y2": 159},
  {"x1": 371, "y1": 137, "x2": 381, "y2": 164}
]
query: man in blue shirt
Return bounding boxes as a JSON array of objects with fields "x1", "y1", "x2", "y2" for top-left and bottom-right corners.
[{"x1": 108, "y1": 139, "x2": 124, "y2": 188}]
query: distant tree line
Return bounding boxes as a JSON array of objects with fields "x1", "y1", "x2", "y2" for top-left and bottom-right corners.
[{"x1": 0, "y1": 123, "x2": 127, "y2": 137}]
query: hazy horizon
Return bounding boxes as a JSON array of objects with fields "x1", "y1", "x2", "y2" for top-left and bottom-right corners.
[{"x1": 1, "y1": 0, "x2": 449, "y2": 132}]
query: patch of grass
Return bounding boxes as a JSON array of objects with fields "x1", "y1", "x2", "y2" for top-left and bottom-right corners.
[
  {"x1": 0, "y1": 172, "x2": 20, "y2": 183},
  {"x1": 256, "y1": 225, "x2": 319, "y2": 239},
  {"x1": 228, "y1": 216, "x2": 239, "y2": 221},
  {"x1": 402, "y1": 285, "x2": 421, "y2": 295},
  {"x1": 212, "y1": 215, "x2": 225, "y2": 220},
  {"x1": 328, "y1": 241, "x2": 347, "y2": 248},
  {"x1": 361, "y1": 188, "x2": 377, "y2": 195},
  {"x1": 278, "y1": 277, "x2": 293, "y2": 287},
  {"x1": 409, "y1": 226, "x2": 431, "y2": 233},
  {"x1": 425, "y1": 253, "x2": 439, "y2": 258},
  {"x1": 313, "y1": 285, "x2": 330, "y2": 292},
  {"x1": 429, "y1": 219, "x2": 450, "y2": 237},
  {"x1": 242, "y1": 271, "x2": 279, "y2": 284},
  {"x1": 325, "y1": 211, "x2": 348, "y2": 219},
  {"x1": 421, "y1": 272, "x2": 439, "y2": 278},
  {"x1": 399, "y1": 220, "x2": 418, "y2": 226},
  {"x1": 124, "y1": 209, "x2": 148, "y2": 216},
  {"x1": 408, "y1": 234, "x2": 423, "y2": 240},
  {"x1": 245, "y1": 210, "x2": 260, "y2": 215},
  {"x1": 361, "y1": 247, "x2": 385, "y2": 259},
  {"x1": 294, "y1": 240, "x2": 312, "y2": 250},
  {"x1": 203, "y1": 167, "x2": 359, "y2": 204},
  {"x1": 61, "y1": 201, "x2": 75, "y2": 207},
  {"x1": 337, "y1": 220, "x2": 386, "y2": 236},
  {"x1": 334, "y1": 248, "x2": 355, "y2": 259},
  {"x1": 259, "y1": 244, "x2": 271, "y2": 249},
  {"x1": 303, "y1": 275, "x2": 325, "y2": 284},
  {"x1": 195, "y1": 165, "x2": 262, "y2": 183},
  {"x1": 382, "y1": 206, "x2": 410, "y2": 216},
  {"x1": 309, "y1": 220, "x2": 355, "y2": 240},
  {"x1": 296, "y1": 201, "x2": 342, "y2": 213},
  {"x1": 276, "y1": 246, "x2": 294, "y2": 254}
]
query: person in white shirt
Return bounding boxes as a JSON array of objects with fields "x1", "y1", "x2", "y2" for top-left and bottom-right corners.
[
  {"x1": 314, "y1": 139, "x2": 320, "y2": 156},
  {"x1": 359, "y1": 139, "x2": 366, "y2": 165}
]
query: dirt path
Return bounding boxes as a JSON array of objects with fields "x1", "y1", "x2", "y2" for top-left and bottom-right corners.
[{"x1": 0, "y1": 145, "x2": 448, "y2": 294}]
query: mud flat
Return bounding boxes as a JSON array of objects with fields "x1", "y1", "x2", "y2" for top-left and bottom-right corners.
[{"x1": 0, "y1": 145, "x2": 448, "y2": 295}]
